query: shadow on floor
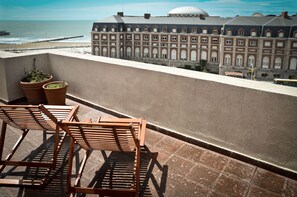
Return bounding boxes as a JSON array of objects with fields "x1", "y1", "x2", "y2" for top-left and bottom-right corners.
[{"x1": 1, "y1": 134, "x2": 167, "y2": 197}]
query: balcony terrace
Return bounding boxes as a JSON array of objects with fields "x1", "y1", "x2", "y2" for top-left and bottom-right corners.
[{"x1": 0, "y1": 50, "x2": 297, "y2": 196}]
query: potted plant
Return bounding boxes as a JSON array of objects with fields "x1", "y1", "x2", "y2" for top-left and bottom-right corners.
[
  {"x1": 43, "y1": 81, "x2": 68, "y2": 105},
  {"x1": 20, "y1": 58, "x2": 53, "y2": 104}
]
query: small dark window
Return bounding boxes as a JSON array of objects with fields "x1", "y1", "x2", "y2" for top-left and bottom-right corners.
[{"x1": 261, "y1": 73, "x2": 268, "y2": 77}]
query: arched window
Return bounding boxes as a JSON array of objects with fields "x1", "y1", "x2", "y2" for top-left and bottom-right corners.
[
  {"x1": 144, "y1": 48, "x2": 149, "y2": 58},
  {"x1": 262, "y1": 56, "x2": 269, "y2": 69},
  {"x1": 191, "y1": 50, "x2": 197, "y2": 61},
  {"x1": 238, "y1": 28, "x2": 245, "y2": 36},
  {"x1": 162, "y1": 26, "x2": 168, "y2": 32},
  {"x1": 162, "y1": 49, "x2": 167, "y2": 59},
  {"x1": 111, "y1": 48, "x2": 116, "y2": 58},
  {"x1": 265, "y1": 30, "x2": 272, "y2": 37},
  {"x1": 94, "y1": 47, "x2": 99, "y2": 56},
  {"x1": 182, "y1": 27, "x2": 187, "y2": 33},
  {"x1": 248, "y1": 55, "x2": 255, "y2": 67},
  {"x1": 172, "y1": 26, "x2": 177, "y2": 33},
  {"x1": 202, "y1": 28, "x2": 208, "y2": 34},
  {"x1": 102, "y1": 47, "x2": 108, "y2": 57},
  {"x1": 236, "y1": 54, "x2": 243, "y2": 67},
  {"x1": 278, "y1": 30, "x2": 284, "y2": 37},
  {"x1": 274, "y1": 57, "x2": 282, "y2": 69},
  {"x1": 126, "y1": 47, "x2": 132, "y2": 57},
  {"x1": 181, "y1": 50, "x2": 187, "y2": 60},
  {"x1": 171, "y1": 49, "x2": 177, "y2": 60},
  {"x1": 211, "y1": 51, "x2": 218, "y2": 63},
  {"x1": 135, "y1": 47, "x2": 140, "y2": 58},
  {"x1": 250, "y1": 29, "x2": 257, "y2": 37},
  {"x1": 153, "y1": 27, "x2": 158, "y2": 32},
  {"x1": 290, "y1": 58, "x2": 297, "y2": 70},
  {"x1": 224, "y1": 54, "x2": 231, "y2": 66},
  {"x1": 226, "y1": 29, "x2": 232, "y2": 36},
  {"x1": 201, "y1": 51, "x2": 207, "y2": 60},
  {"x1": 153, "y1": 48, "x2": 158, "y2": 58}
]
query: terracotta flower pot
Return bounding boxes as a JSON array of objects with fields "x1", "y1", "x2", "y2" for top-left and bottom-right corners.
[
  {"x1": 20, "y1": 75, "x2": 53, "y2": 104},
  {"x1": 43, "y1": 81, "x2": 68, "y2": 105}
]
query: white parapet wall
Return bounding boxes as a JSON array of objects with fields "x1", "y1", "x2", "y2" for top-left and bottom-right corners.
[{"x1": 1, "y1": 50, "x2": 297, "y2": 175}]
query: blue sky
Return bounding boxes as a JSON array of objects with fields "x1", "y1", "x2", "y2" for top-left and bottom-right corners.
[{"x1": 0, "y1": 0, "x2": 296, "y2": 20}]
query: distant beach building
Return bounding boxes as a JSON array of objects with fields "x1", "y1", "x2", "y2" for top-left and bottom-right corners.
[{"x1": 91, "y1": 6, "x2": 297, "y2": 80}]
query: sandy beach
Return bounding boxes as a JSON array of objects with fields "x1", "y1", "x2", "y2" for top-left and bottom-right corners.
[{"x1": 0, "y1": 41, "x2": 91, "y2": 54}]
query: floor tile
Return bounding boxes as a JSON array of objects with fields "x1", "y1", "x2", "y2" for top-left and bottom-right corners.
[
  {"x1": 199, "y1": 151, "x2": 229, "y2": 171},
  {"x1": 213, "y1": 174, "x2": 249, "y2": 197},
  {"x1": 186, "y1": 164, "x2": 220, "y2": 188},
  {"x1": 251, "y1": 168, "x2": 286, "y2": 194},
  {"x1": 175, "y1": 143, "x2": 205, "y2": 163},
  {"x1": 223, "y1": 158, "x2": 256, "y2": 182},
  {"x1": 247, "y1": 186, "x2": 282, "y2": 197}
]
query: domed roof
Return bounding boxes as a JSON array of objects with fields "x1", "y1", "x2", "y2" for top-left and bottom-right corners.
[
  {"x1": 168, "y1": 6, "x2": 209, "y2": 17},
  {"x1": 252, "y1": 12, "x2": 264, "y2": 17}
]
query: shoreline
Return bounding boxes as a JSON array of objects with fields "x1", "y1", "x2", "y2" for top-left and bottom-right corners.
[{"x1": 0, "y1": 41, "x2": 91, "y2": 54}]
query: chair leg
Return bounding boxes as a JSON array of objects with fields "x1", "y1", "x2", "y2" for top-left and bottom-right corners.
[
  {"x1": 67, "y1": 137, "x2": 75, "y2": 195},
  {"x1": 0, "y1": 127, "x2": 29, "y2": 173},
  {"x1": 67, "y1": 138, "x2": 92, "y2": 196},
  {"x1": 0, "y1": 122, "x2": 7, "y2": 161}
]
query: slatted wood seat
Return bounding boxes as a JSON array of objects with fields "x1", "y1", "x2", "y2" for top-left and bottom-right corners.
[
  {"x1": 61, "y1": 118, "x2": 146, "y2": 197},
  {"x1": 0, "y1": 104, "x2": 79, "y2": 187}
]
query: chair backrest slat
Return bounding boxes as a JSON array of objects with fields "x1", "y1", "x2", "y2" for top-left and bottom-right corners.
[
  {"x1": 0, "y1": 106, "x2": 54, "y2": 130},
  {"x1": 62, "y1": 122, "x2": 140, "y2": 152},
  {"x1": 0, "y1": 105, "x2": 79, "y2": 131}
]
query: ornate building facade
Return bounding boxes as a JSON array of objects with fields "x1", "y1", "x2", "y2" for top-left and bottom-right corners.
[{"x1": 91, "y1": 7, "x2": 297, "y2": 80}]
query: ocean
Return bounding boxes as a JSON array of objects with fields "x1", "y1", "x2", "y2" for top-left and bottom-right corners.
[{"x1": 0, "y1": 20, "x2": 93, "y2": 44}]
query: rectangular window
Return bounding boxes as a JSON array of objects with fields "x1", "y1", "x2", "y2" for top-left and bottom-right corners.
[
  {"x1": 249, "y1": 40, "x2": 257, "y2": 47},
  {"x1": 110, "y1": 35, "x2": 116, "y2": 40},
  {"x1": 93, "y1": 34, "x2": 99, "y2": 40},
  {"x1": 191, "y1": 37, "x2": 197, "y2": 42},
  {"x1": 162, "y1": 36, "x2": 167, "y2": 41},
  {"x1": 153, "y1": 35, "x2": 158, "y2": 41},
  {"x1": 134, "y1": 34, "x2": 140, "y2": 40},
  {"x1": 171, "y1": 36, "x2": 177, "y2": 41},
  {"x1": 181, "y1": 37, "x2": 187, "y2": 42},
  {"x1": 126, "y1": 34, "x2": 132, "y2": 40},
  {"x1": 226, "y1": 40, "x2": 232, "y2": 45},
  {"x1": 276, "y1": 42, "x2": 284, "y2": 47},
  {"x1": 212, "y1": 37, "x2": 218, "y2": 43},
  {"x1": 237, "y1": 40, "x2": 244, "y2": 46},
  {"x1": 143, "y1": 35, "x2": 149, "y2": 41},
  {"x1": 202, "y1": 37, "x2": 208, "y2": 43},
  {"x1": 264, "y1": 41, "x2": 271, "y2": 47}
]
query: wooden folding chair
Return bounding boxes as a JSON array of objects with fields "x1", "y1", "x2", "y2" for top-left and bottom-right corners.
[
  {"x1": 61, "y1": 118, "x2": 146, "y2": 197},
  {"x1": 0, "y1": 104, "x2": 79, "y2": 187}
]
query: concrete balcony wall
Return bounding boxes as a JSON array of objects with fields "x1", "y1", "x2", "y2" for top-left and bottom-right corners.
[
  {"x1": 1, "y1": 50, "x2": 297, "y2": 175},
  {"x1": 0, "y1": 51, "x2": 49, "y2": 102}
]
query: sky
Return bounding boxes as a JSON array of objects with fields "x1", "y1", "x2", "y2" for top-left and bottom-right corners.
[{"x1": 0, "y1": 0, "x2": 296, "y2": 20}]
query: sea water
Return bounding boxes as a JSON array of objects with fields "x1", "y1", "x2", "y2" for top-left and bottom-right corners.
[{"x1": 0, "y1": 20, "x2": 93, "y2": 44}]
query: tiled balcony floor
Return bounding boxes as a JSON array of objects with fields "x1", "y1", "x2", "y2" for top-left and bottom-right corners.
[{"x1": 0, "y1": 99, "x2": 296, "y2": 197}]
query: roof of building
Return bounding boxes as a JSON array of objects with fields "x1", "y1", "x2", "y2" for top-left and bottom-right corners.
[{"x1": 95, "y1": 14, "x2": 297, "y2": 27}]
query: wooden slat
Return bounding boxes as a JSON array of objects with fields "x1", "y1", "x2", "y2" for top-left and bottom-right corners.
[{"x1": 0, "y1": 104, "x2": 79, "y2": 187}]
